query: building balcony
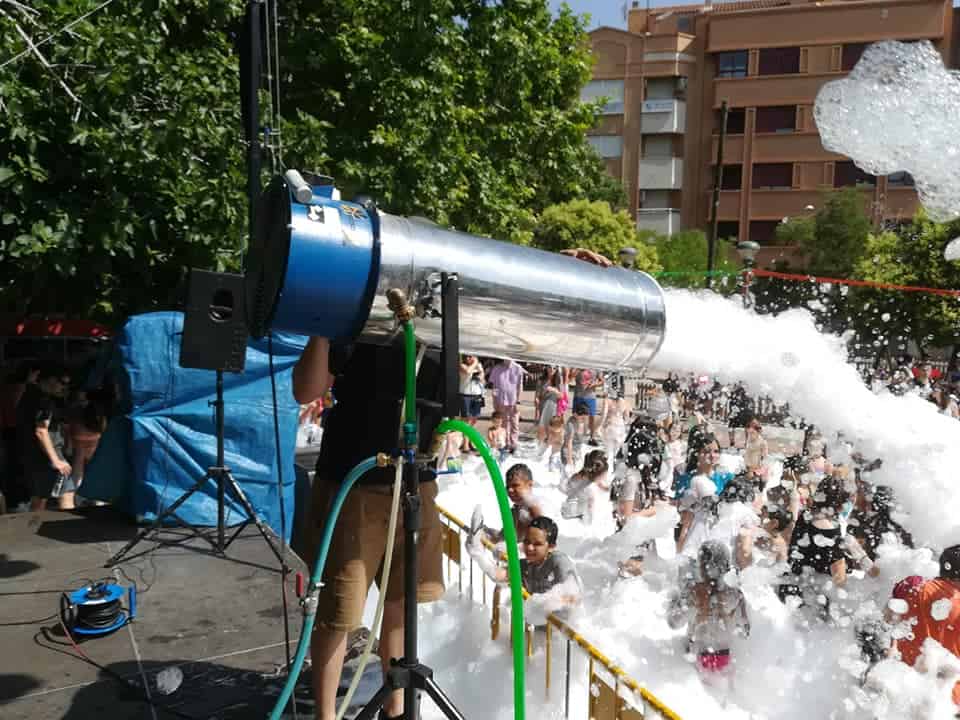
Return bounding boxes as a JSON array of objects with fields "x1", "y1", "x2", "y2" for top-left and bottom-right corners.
[
  {"x1": 641, "y1": 99, "x2": 686, "y2": 134},
  {"x1": 711, "y1": 132, "x2": 844, "y2": 164},
  {"x1": 636, "y1": 208, "x2": 682, "y2": 236},
  {"x1": 714, "y1": 74, "x2": 834, "y2": 110},
  {"x1": 638, "y1": 155, "x2": 683, "y2": 190}
]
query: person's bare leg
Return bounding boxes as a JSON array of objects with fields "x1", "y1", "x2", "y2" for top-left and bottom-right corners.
[
  {"x1": 379, "y1": 599, "x2": 405, "y2": 717},
  {"x1": 30, "y1": 496, "x2": 46, "y2": 512},
  {"x1": 58, "y1": 490, "x2": 76, "y2": 510},
  {"x1": 312, "y1": 626, "x2": 348, "y2": 720}
]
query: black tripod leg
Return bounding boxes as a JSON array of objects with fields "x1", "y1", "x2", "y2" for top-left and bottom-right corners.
[
  {"x1": 423, "y1": 676, "x2": 467, "y2": 720},
  {"x1": 105, "y1": 471, "x2": 214, "y2": 566},
  {"x1": 220, "y1": 470, "x2": 287, "y2": 565},
  {"x1": 353, "y1": 684, "x2": 394, "y2": 720}
]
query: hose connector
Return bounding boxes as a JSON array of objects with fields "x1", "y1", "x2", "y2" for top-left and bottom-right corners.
[
  {"x1": 386, "y1": 288, "x2": 416, "y2": 323},
  {"x1": 376, "y1": 452, "x2": 397, "y2": 468}
]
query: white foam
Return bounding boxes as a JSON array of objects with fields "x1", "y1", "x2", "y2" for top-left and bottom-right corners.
[
  {"x1": 652, "y1": 289, "x2": 960, "y2": 550},
  {"x1": 814, "y1": 40, "x2": 960, "y2": 221}
]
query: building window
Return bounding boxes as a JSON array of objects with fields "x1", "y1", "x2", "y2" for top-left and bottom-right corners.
[
  {"x1": 587, "y1": 135, "x2": 623, "y2": 158},
  {"x1": 888, "y1": 171, "x2": 915, "y2": 187},
  {"x1": 834, "y1": 160, "x2": 875, "y2": 187},
  {"x1": 677, "y1": 15, "x2": 694, "y2": 33},
  {"x1": 842, "y1": 43, "x2": 868, "y2": 71},
  {"x1": 717, "y1": 51, "x2": 748, "y2": 78},
  {"x1": 749, "y1": 220, "x2": 781, "y2": 245},
  {"x1": 720, "y1": 165, "x2": 743, "y2": 190},
  {"x1": 717, "y1": 221, "x2": 740, "y2": 242},
  {"x1": 758, "y1": 47, "x2": 801, "y2": 75},
  {"x1": 716, "y1": 107, "x2": 746, "y2": 134},
  {"x1": 752, "y1": 163, "x2": 793, "y2": 189},
  {"x1": 581, "y1": 79, "x2": 624, "y2": 114},
  {"x1": 755, "y1": 105, "x2": 796, "y2": 133}
]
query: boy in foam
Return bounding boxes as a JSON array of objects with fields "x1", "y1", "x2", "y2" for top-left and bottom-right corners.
[
  {"x1": 468, "y1": 515, "x2": 582, "y2": 625},
  {"x1": 486, "y1": 410, "x2": 508, "y2": 463},
  {"x1": 480, "y1": 463, "x2": 543, "y2": 545}
]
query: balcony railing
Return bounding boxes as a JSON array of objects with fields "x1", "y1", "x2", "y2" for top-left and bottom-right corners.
[
  {"x1": 638, "y1": 156, "x2": 683, "y2": 190},
  {"x1": 636, "y1": 208, "x2": 682, "y2": 236},
  {"x1": 641, "y1": 99, "x2": 686, "y2": 134}
]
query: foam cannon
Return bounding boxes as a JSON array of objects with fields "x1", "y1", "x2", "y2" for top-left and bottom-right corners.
[{"x1": 245, "y1": 171, "x2": 666, "y2": 370}]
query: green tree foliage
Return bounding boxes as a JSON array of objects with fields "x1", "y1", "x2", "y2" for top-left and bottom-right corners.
[
  {"x1": 804, "y1": 188, "x2": 872, "y2": 276},
  {"x1": 532, "y1": 200, "x2": 661, "y2": 272},
  {"x1": 0, "y1": 0, "x2": 250, "y2": 321},
  {"x1": 1, "y1": 0, "x2": 615, "y2": 321},
  {"x1": 774, "y1": 216, "x2": 815, "y2": 249},
  {"x1": 852, "y1": 213, "x2": 960, "y2": 357},
  {"x1": 652, "y1": 229, "x2": 737, "y2": 290},
  {"x1": 280, "y1": 0, "x2": 617, "y2": 246}
]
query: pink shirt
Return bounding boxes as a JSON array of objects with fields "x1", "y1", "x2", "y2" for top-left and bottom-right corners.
[{"x1": 489, "y1": 361, "x2": 523, "y2": 407}]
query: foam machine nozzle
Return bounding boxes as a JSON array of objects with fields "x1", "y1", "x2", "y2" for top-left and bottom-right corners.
[{"x1": 246, "y1": 173, "x2": 667, "y2": 370}]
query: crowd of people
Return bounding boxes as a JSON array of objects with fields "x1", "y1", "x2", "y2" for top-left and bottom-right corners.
[
  {"x1": 0, "y1": 359, "x2": 110, "y2": 514},
  {"x1": 441, "y1": 361, "x2": 960, "y2": 710}
]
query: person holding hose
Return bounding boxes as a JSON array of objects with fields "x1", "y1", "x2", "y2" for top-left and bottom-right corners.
[
  {"x1": 293, "y1": 248, "x2": 611, "y2": 720},
  {"x1": 293, "y1": 336, "x2": 445, "y2": 720}
]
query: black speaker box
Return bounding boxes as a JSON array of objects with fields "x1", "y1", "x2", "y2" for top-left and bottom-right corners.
[{"x1": 179, "y1": 270, "x2": 248, "y2": 373}]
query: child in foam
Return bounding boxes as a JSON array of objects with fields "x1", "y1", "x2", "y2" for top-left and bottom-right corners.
[
  {"x1": 668, "y1": 541, "x2": 749, "y2": 687},
  {"x1": 468, "y1": 515, "x2": 582, "y2": 626},
  {"x1": 543, "y1": 414, "x2": 565, "y2": 472},
  {"x1": 480, "y1": 463, "x2": 544, "y2": 546},
  {"x1": 560, "y1": 449, "x2": 609, "y2": 525},
  {"x1": 486, "y1": 410, "x2": 508, "y2": 463}
]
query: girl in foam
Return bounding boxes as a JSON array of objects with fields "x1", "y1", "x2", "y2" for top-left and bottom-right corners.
[{"x1": 668, "y1": 541, "x2": 750, "y2": 692}]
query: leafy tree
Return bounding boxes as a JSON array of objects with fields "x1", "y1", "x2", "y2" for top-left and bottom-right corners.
[
  {"x1": 774, "y1": 216, "x2": 815, "y2": 249},
  {"x1": 804, "y1": 188, "x2": 871, "y2": 276},
  {"x1": 0, "y1": 0, "x2": 251, "y2": 321},
  {"x1": 1, "y1": 0, "x2": 614, "y2": 321},
  {"x1": 653, "y1": 229, "x2": 737, "y2": 290},
  {"x1": 853, "y1": 213, "x2": 960, "y2": 358},
  {"x1": 532, "y1": 199, "x2": 660, "y2": 272},
  {"x1": 280, "y1": 0, "x2": 617, "y2": 246}
]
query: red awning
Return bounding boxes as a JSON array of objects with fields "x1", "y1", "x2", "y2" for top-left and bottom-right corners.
[{"x1": 0, "y1": 318, "x2": 112, "y2": 339}]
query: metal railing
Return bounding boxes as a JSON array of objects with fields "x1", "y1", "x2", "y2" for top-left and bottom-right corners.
[{"x1": 436, "y1": 505, "x2": 682, "y2": 720}]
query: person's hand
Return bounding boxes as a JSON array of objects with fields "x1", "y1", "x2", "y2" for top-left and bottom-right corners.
[
  {"x1": 53, "y1": 458, "x2": 72, "y2": 476},
  {"x1": 559, "y1": 248, "x2": 613, "y2": 267}
]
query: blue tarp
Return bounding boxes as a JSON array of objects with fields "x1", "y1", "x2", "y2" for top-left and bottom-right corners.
[{"x1": 82, "y1": 312, "x2": 307, "y2": 542}]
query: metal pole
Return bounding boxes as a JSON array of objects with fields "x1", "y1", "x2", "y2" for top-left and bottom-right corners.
[
  {"x1": 215, "y1": 369, "x2": 226, "y2": 552},
  {"x1": 402, "y1": 459, "x2": 421, "y2": 720},
  {"x1": 706, "y1": 100, "x2": 729, "y2": 289}
]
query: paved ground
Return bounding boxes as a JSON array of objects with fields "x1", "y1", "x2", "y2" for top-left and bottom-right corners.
[{"x1": 0, "y1": 507, "x2": 315, "y2": 719}]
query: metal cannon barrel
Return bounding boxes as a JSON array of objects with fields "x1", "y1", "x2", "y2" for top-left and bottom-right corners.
[{"x1": 247, "y1": 175, "x2": 666, "y2": 370}]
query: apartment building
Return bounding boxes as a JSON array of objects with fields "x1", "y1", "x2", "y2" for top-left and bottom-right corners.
[{"x1": 585, "y1": 0, "x2": 958, "y2": 267}]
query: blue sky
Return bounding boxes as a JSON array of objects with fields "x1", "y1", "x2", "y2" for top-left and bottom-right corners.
[
  {"x1": 549, "y1": 0, "x2": 694, "y2": 30},
  {"x1": 551, "y1": 0, "x2": 960, "y2": 27}
]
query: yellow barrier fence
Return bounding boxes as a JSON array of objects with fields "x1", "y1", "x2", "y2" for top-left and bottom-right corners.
[{"x1": 437, "y1": 505, "x2": 682, "y2": 720}]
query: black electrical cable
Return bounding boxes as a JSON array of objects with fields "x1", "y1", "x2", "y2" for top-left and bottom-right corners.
[
  {"x1": 267, "y1": 334, "x2": 295, "y2": 704},
  {"x1": 73, "y1": 597, "x2": 123, "y2": 630},
  {"x1": 41, "y1": 621, "x2": 203, "y2": 720}
]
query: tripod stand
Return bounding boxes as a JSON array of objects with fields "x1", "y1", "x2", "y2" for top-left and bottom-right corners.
[
  {"x1": 106, "y1": 370, "x2": 286, "y2": 567},
  {"x1": 354, "y1": 278, "x2": 465, "y2": 720}
]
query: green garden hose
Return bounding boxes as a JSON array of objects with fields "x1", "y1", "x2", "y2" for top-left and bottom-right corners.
[{"x1": 435, "y1": 419, "x2": 527, "y2": 720}]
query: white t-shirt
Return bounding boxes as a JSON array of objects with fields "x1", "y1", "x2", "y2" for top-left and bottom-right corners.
[{"x1": 682, "y1": 501, "x2": 759, "y2": 561}]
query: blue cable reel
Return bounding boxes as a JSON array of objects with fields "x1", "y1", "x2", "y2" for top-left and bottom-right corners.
[{"x1": 60, "y1": 581, "x2": 137, "y2": 637}]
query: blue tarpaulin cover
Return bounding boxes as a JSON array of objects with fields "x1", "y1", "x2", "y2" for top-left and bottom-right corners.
[{"x1": 82, "y1": 312, "x2": 306, "y2": 542}]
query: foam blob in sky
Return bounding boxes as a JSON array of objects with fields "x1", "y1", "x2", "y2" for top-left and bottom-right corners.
[{"x1": 814, "y1": 40, "x2": 960, "y2": 221}]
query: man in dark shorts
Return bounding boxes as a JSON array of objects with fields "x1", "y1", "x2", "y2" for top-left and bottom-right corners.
[
  {"x1": 16, "y1": 365, "x2": 72, "y2": 512},
  {"x1": 293, "y1": 335, "x2": 445, "y2": 720}
]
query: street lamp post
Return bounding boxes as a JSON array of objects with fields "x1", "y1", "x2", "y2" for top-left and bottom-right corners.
[
  {"x1": 619, "y1": 246, "x2": 637, "y2": 270},
  {"x1": 736, "y1": 240, "x2": 760, "y2": 309}
]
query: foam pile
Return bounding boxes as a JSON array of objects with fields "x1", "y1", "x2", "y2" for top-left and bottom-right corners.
[{"x1": 814, "y1": 40, "x2": 960, "y2": 221}]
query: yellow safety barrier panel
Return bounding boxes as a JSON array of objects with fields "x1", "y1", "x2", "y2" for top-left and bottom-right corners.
[{"x1": 437, "y1": 505, "x2": 682, "y2": 720}]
